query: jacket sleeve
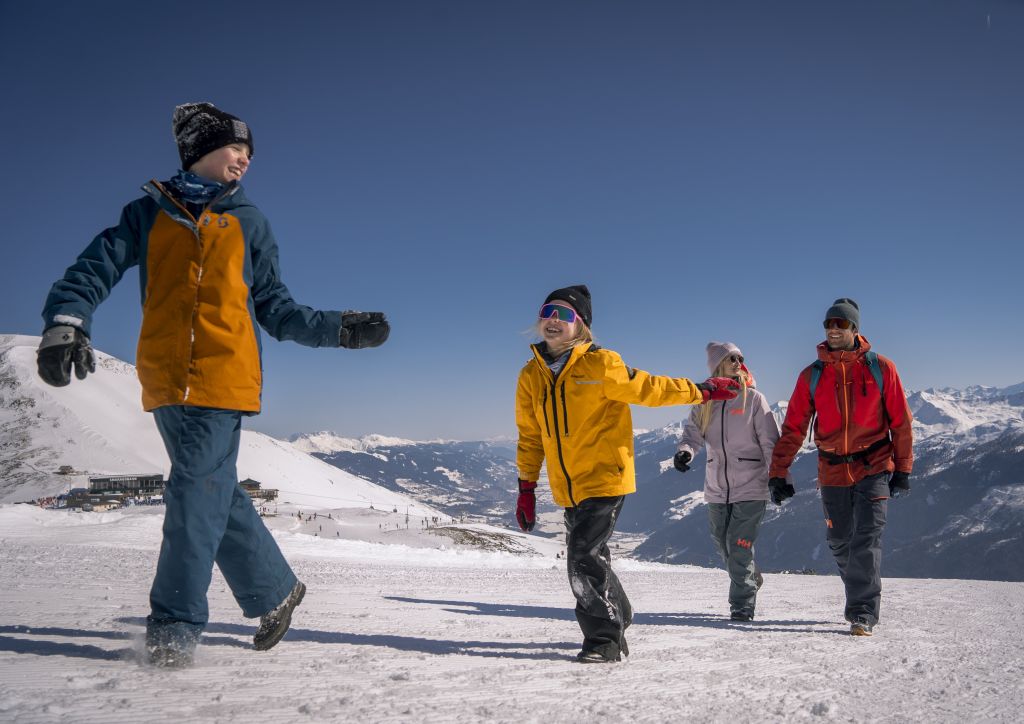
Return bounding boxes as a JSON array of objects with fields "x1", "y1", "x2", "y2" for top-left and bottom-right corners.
[
  {"x1": 601, "y1": 351, "x2": 705, "y2": 407},
  {"x1": 752, "y1": 389, "x2": 781, "y2": 465},
  {"x1": 769, "y1": 369, "x2": 813, "y2": 479},
  {"x1": 249, "y1": 215, "x2": 345, "y2": 347},
  {"x1": 515, "y1": 368, "x2": 544, "y2": 482},
  {"x1": 40, "y1": 202, "x2": 144, "y2": 338},
  {"x1": 881, "y1": 356, "x2": 914, "y2": 474},
  {"x1": 677, "y1": 407, "x2": 706, "y2": 457}
]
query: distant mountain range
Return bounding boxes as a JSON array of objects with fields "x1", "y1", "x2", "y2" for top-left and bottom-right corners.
[
  {"x1": 626, "y1": 385, "x2": 1024, "y2": 582},
  {"x1": 294, "y1": 385, "x2": 1024, "y2": 582},
  {"x1": 289, "y1": 431, "x2": 526, "y2": 521},
  {"x1": 3, "y1": 333, "x2": 1021, "y2": 581}
]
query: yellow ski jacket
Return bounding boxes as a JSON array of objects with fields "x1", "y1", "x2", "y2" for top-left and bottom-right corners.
[{"x1": 516, "y1": 343, "x2": 705, "y2": 507}]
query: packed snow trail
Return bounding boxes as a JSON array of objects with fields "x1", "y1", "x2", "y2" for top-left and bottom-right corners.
[{"x1": 1, "y1": 506, "x2": 1022, "y2": 723}]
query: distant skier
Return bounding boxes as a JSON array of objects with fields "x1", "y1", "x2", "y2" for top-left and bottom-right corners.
[
  {"x1": 769, "y1": 299, "x2": 913, "y2": 636},
  {"x1": 674, "y1": 342, "x2": 779, "y2": 621},
  {"x1": 37, "y1": 102, "x2": 390, "y2": 667},
  {"x1": 514, "y1": 285, "x2": 739, "y2": 663}
]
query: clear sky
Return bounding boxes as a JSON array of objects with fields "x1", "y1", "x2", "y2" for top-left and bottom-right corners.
[{"x1": 2, "y1": 1, "x2": 1021, "y2": 441}]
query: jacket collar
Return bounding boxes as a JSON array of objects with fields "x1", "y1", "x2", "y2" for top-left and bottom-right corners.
[
  {"x1": 142, "y1": 179, "x2": 246, "y2": 228},
  {"x1": 530, "y1": 342, "x2": 593, "y2": 379},
  {"x1": 817, "y1": 334, "x2": 872, "y2": 364}
]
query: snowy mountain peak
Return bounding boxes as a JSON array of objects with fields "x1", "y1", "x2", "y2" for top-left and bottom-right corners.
[
  {"x1": 0, "y1": 334, "x2": 440, "y2": 515},
  {"x1": 289, "y1": 431, "x2": 427, "y2": 455}
]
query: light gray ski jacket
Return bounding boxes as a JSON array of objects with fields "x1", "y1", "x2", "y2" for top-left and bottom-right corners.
[{"x1": 677, "y1": 386, "x2": 780, "y2": 504}]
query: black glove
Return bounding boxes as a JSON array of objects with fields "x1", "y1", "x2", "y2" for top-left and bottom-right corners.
[
  {"x1": 768, "y1": 477, "x2": 795, "y2": 506},
  {"x1": 673, "y1": 451, "x2": 692, "y2": 473},
  {"x1": 339, "y1": 312, "x2": 390, "y2": 349},
  {"x1": 889, "y1": 471, "x2": 910, "y2": 499},
  {"x1": 37, "y1": 325, "x2": 95, "y2": 387}
]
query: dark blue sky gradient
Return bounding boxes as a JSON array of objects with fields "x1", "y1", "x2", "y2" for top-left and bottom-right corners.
[{"x1": 2, "y1": 1, "x2": 1021, "y2": 439}]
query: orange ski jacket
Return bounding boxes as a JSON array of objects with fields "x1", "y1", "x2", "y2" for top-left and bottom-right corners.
[
  {"x1": 42, "y1": 181, "x2": 345, "y2": 413},
  {"x1": 769, "y1": 336, "x2": 913, "y2": 487}
]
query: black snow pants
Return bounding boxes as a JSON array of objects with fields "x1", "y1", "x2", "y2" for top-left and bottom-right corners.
[
  {"x1": 564, "y1": 495, "x2": 632, "y2": 656},
  {"x1": 819, "y1": 472, "x2": 889, "y2": 625}
]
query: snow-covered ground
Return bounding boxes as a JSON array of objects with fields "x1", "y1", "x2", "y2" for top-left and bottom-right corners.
[{"x1": 1, "y1": 504, "x2": 1022, "y2": 723}]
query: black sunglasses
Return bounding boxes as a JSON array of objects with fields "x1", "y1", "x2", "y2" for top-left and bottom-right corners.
[{"x1": 728, "y1": 354, "x2": 744, "y2": 364}]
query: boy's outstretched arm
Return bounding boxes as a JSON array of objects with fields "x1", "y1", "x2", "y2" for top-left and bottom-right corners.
[{"x1": 249, "y1": 219, "x2": 388, "y2": 348}]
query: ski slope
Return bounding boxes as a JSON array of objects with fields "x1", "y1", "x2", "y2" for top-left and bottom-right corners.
[{"x1": 1, "y1": 504, "x2": 1021, "y2": 723}]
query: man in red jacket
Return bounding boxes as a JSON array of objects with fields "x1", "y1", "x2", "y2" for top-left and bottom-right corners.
[{"x1": 769, "y1": 298, "x2": 913, "y2": 636}]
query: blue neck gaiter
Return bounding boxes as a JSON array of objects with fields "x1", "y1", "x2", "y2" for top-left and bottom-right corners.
[{"x1": 165, "y1": 170, "x2": 227, "y2": 208}]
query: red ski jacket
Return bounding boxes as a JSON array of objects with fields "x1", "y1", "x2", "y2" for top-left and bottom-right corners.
[{"x1": 769, "y1": 336, "x2": 913, "y2": 487}]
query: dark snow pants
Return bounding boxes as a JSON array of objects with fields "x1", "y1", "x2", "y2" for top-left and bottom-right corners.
[
  {"x1": 707, "y1": 500, "x2": 766, "y2": 615},
  {"x1": 564, "y1": 495, "x2": 632, "y2": 656},
  {"x1": 819, "y1": 472, "x2": 889, "y2": 626},
  {"x1": 149, "y1": 406, "x2": 297, "y2": 626}
]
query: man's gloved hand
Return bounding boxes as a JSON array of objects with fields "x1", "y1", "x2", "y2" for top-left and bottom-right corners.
[
  {"x1": 697, "y1": 377, "x2": 740, "y2": 402},
  {"x1": 37, "y1": 326, "x2": 95, "y2": 387},
  {"x1": 889, "y1": 471, "x2": 910, "y2": 499},
  {"x1": 673, "y1": 451, "x2": 692, "y2": 473},
  {"x1": 339, "y1": 311, "x2": 390, "y2": 349},
  {"x1": 515, "y1": 479, "x2": 537, "y2": 532},
  {"x1": 768, "y1": 477, "x2": 796, "y2": 506}
]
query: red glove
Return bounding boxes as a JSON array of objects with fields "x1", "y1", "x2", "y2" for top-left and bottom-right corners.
[
  {"x1": 697, "y1": 377, "x2": 740, "y2": 402},
  {"x1": 515, "y1": 480, "x2": 537, "y2": 532}
]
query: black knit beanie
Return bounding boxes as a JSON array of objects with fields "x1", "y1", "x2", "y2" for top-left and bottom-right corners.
[
  {"x1": 172, "y1": 102, "x2": 254, "y2": 170},
  {"x1": 544, "y1": 285, "x2": 592, "y2": 327},
  {"x1": 825, "y1": 298, "x2": 860, "y2": 330}
]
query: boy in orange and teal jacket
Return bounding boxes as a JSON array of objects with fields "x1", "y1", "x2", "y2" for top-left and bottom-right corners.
[{"x1": 38, "y1": 103, "x2": 389, "y2": 667}]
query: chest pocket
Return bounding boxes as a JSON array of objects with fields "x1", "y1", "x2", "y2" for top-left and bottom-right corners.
[
  {"x1": 564, "y1": 375, "x2": 604, "y2": 437},
  {"x1": 851, "y1": 365, "x2": 885, "y2": 428}
]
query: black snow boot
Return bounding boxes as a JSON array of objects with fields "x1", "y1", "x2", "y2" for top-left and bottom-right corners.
[
  {"x1": 145, "y1": 618, "x2": 201, "y2": 668},
  {"x1": 730, "y1": 610, "x2": 754, "y2": 622},
  {"x1": 254, "y1": 580, "x2": 306, "y2": 651},
  {"x1": 576, "y1": 642, "x2": 622, "y2": 664}
]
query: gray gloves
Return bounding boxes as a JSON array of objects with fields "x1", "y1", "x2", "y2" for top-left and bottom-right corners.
[{"x1": 37, "y1": 326, "x2": 95, "y2": 387}]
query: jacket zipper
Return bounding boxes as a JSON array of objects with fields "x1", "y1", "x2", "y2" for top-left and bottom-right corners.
[
  {"x1": 541, "y1": 387, "x2": 551, "y2": 436},
  {"x1": 152, "y1": 181, "x2": 207, "y2": 404},
  {"x1": 549, "y1": 379, "x2": 576, "y2": 506},
  {"x1": 560, "y1": 382, "x2": 569, "y2": 435},
  {"x1": 720, "y1": 398, "x2": 731, "y2": 504},
  {"x1": 840, "y1": 359, "x2": 853, "y2": 483}
]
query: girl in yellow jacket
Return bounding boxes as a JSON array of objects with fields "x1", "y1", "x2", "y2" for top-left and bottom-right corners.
[{"x1": 514, "y1": 285, "x2": 739, "y2": 663}]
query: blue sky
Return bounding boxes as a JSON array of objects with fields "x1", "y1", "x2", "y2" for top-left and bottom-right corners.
[{"x1": 2, "y1": 1, "x2": 1021, "y2": 440}]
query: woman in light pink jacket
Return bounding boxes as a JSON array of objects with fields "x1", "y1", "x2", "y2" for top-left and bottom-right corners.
[{"x1": 674, "y1": 341, "x2": 780, "y2": 621}]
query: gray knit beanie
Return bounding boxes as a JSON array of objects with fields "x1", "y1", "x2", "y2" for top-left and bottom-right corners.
[
  {"x1": 706, "y1": 341, "x2": 743, "y2": 375},
  {"x1": 825, "y1": 298, "x2": 860, "y2": 330}
]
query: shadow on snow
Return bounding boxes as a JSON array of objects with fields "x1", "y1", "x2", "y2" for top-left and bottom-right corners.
[{"x1": 383, "y1": 597, "x2": 841, "y2": 633}]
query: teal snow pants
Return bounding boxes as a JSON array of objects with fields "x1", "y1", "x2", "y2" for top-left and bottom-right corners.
[
  {"x1": 707, "y1": 500, "x2": 766, "y2": 615},
  {"x1": 149, "y1": 405, "x2": 296, "y2": 626}
]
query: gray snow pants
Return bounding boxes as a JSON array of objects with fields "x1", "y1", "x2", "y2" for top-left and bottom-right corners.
[
  {"x1": 819, "y1": 472, "x2": 889, "y2": 626},
  {"x1": 707, "y1": 500, "x2": 766, "y2": 615},
  {"x1": 565, "y1": 495, "x2": 632, "y2": 656}
]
